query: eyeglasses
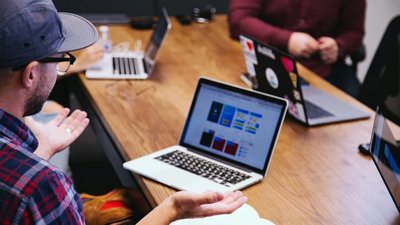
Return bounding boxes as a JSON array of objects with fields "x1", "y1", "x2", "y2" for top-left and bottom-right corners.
[
  {"x1": 12, "y1": 52, "x2": 76, "y2": 76},
  {"x1": 40, "y1": 52, "x2": 76, "y2": 76}
]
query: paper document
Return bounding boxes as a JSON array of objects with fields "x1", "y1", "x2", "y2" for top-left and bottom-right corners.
[{"x1": 170, "y1": 204, "x2": 275, "y2": 225}]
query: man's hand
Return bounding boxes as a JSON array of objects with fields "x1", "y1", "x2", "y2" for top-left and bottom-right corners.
[
  {"x1": 169, "y1": 191, "x2": 248, "y2": 220},
  {"x1": 288, "y1": 32, "x2": 319, "y2": 58},
  {"x1": 136, "y1": 191, "x2": 247, "y2": 225},
  {"x1": 318, "y1": 36, "x2": 339, "y2": 64},
  {"x1": 25, "y1": 108, "x2": 89, "y2": 160}
]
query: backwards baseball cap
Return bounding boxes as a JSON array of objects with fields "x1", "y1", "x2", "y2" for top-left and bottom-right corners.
[{"x1": 0, "y1": 0, "x2": 98, "y2": 68}]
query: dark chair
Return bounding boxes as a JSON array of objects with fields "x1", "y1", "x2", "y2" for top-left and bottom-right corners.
[
  {"x1": 350, "y1": 44, "x2": 366, "y2": 74},
  {"x1": 327, "y1": 45, "x2": 365, "y2": 98},
  {"x1": 358, "y1": 15, "x2": 400, "y2": 124}
]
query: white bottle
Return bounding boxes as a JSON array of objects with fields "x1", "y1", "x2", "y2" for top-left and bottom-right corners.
[{"x1": 99, "y1": 25, "x2": 112, "y2": 53}]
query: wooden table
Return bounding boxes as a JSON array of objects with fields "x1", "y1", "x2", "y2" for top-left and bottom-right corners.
[{"x1": 74, "y1": 15, "x2": 400, "y2": 224}]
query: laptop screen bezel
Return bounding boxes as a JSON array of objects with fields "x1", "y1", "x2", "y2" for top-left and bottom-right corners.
[
  {"x1": 178, "y1": 77, "x2": 288, "y2": 175},
  {"x1": 369, "y1": 107, "x2": 400, "y2": 212},
  {"x1": 143, "y1": 7, "x2": 172, "y2": 75}
]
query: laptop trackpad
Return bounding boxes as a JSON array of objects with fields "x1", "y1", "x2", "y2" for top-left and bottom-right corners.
[
  {"x1": 153, "y1": 168, "x2": 199, "y2": 187},
  {"x1": 153, "y1": 168, "x2": 226, "y2": 192},
  {"x1": 303, "y1": 86, "x2": 352, "y2": 114}
]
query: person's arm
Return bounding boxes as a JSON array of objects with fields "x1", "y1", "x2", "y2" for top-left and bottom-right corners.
[
  {"x1": 65, "y1": 43, "x2": 105, "y2": 75},
  {"x1": 318, "y1": 0, "x2": 366, "y2": 64},
  {"x1": 25, "y1": 108, "x2": 89, "y2": 160},
  {"x1": 228, "y1": 0, "x2": 292, "y2": 50},
  {"x1": 333, "y1": 0, "x2": 366, "y2": 56},
  {"x1": 137, "y1": 191, "x2": 247, "y2": 225},
  {"x1": 228, "y1": 0, "x2": 319, "y2": 58},
  {"x1": 26, "y1": 171, "x2": 85, "y2": 224}
]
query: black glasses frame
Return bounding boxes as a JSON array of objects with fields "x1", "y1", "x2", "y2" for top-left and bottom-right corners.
[
  {"x1": 12, "y1": 52, "x2": 76, "y2": 75},
  {"x1": 41, "y1": 52, "x2": 76, "y2": 76},
  {"x1": 40, "y1": 52, "x2": 76, "y2": 64}
]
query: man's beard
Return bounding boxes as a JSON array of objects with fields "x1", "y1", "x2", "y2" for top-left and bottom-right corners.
[
  {"x1": 23, "y1": 92, "x2": 48, "y2": 116},
  {"x1": 23, "y1": 68, "x2": 52, "y2": 117}
]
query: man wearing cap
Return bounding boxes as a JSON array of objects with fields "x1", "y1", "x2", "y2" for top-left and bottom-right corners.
[
  {"x1": 0, "y1": 0, "x2": 246, "y2": 224},
  {"x1": 0, "y1": 0, "x2": 97, "y2": 223}
]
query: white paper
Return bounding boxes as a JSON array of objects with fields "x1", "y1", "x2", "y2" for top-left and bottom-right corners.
[{"x1": 170, "y1": 204, "x2": 275, "y2": 225}]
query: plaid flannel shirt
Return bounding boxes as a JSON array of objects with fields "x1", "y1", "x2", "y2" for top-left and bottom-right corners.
[{"x1": 0, "y1": 109, "x2": 85, "y2": 224}]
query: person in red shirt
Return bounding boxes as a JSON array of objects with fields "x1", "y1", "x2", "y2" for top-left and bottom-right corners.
[{"x1": 228, "y1": 0, "x2": 366, "y2": 97}]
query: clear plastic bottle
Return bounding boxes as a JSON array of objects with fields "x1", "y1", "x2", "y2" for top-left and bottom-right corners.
[{"x1": 99, "y1": 25, "x2": 112, "y2": 53}]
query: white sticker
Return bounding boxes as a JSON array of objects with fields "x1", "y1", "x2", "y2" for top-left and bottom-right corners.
[
  {"x1": 265, "y1": 68, "x2": 279, "y2": 89},
  {"x1": 245, "y1": 59, "x2": 256, "y2": 76},
  {"x1": 285, "y1": 95, "x2": 299, "y2": 117},
  {"x1": 293, "y1": 90, "x2": 301, "y2": 101},
  {"x1": 240, "y1": 36, "x2": 258, "y2": 64},
  {"x1": 296, "y1": 103, "x2": 306, "y2": 122}
]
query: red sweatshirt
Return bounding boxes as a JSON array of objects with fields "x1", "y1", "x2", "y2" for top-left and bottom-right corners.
[{"x1": 228, "y1": 0, "x2": 366, "y2": 77}]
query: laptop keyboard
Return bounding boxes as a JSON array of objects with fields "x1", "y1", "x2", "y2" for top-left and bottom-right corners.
[
  {"x1": 112, "y1": 57, "x2": 142, "y2": 75},
  {"x1": 155, "y1": 150, "x2": 251, "y2": 187},
  {"x1": 304, "y1": 100, "x2": 334, "y2": 119}
]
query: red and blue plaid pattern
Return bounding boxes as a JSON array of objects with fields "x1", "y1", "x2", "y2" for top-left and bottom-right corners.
[{"x1": 0, "y1": 109, "x2": 85, "y2": 224}]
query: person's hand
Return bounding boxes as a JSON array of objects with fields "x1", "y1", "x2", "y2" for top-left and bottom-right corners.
[
  {"x1": 25, "y1": 108, "x2": 90, "y2": 160},
  {"x1": 137, "y1": 190, "x2": 247, "y2": 225},
  {"x1": 318, "y1": 36, "x2": 339, "y2": 64},
  {"x1": 288, "y1": 32, "x2": 319, "y2": 58},
  {"x1": 67, "y1": 43, "x2": 105, "y2": 74},
  {"x1": 168, "y1": 191, "x2": 248, "y2": 220}
]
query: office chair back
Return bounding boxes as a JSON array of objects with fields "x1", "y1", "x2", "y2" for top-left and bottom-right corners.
[{"x1": 358, "y1": 15, "x2": 400, "y2": 124}]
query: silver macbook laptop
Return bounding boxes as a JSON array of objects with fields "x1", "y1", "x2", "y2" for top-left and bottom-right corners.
[
  {"x1": 239, "y1": 34, "x2": 369, "y2": 126},
  {"x1": 86, "y1": 8, "x2": 171, "y2": 79},
  {"x1": 123, "y1": 77, "x2": 288, "y2": 193},
  {"x1": 369, "y1": 107, "x2": 400, "y2": 212}
]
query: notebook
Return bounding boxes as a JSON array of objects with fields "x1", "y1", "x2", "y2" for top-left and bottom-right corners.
[
  {"x1": 85, "y1": 8, "x2": 171, "y2": 79},
  {"x1": 369, "y1": 107, "x2": 400, "y2": 212},
  {"x1": 123, "y1": 77, "x2": 288, "y2": 193},
  {"x1": 239, "y1": 34, "x2": 369, "y2": 126}
]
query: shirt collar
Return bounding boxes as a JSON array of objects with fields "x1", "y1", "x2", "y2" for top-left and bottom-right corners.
[{"x1": 0, "y1": 109, "x2": 38, "y2": 153}]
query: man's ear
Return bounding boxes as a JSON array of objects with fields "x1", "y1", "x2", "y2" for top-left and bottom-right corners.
[{"x1": 21, "y1": 61, "x2": 40, "y2": 88}]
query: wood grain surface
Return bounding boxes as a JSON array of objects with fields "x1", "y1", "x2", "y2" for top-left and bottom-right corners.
[{"x1": 77, "y1": 15, "x2": 400, "y2": 225}]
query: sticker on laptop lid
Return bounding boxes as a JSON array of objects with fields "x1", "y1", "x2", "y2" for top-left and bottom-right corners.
[
  {"x1": 245, "y1": 58, "x2": 256, "y2": 76},
  {"x1": 281, "y1": 56, "x2": 294, "y2": 73},
  {"x1": 285, "y1": 95, "x2": 299, "y2": 116},
  {"x1": 284, "y1": 95, "x2": 306, "y2": 123},
  {"x1": 240, "y1": 36, "x2": 258, "y2": 64},
  {"x1": 289, "y1": 72, "x2": 297, "y2": 88},
  {"x1": 295, "y1": 103, "x2": 306, "y2": 122},
  {"x1": 265, "y1": 68, "x2": 279, "y2": 89},
  {"x1": 256, "y1": 44, "x2": 276, "y2": 60},
  {"x1": 293, "y1": 90, "x2": 301, "y2": 101}
]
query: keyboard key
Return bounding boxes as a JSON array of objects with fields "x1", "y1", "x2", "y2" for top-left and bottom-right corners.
[{"x1": 112, "y1": 57, "x2": 142, "y2": 75}]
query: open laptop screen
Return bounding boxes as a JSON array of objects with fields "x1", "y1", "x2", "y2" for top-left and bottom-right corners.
[
  {"x1": 180, "y1": 78, "x2": 287, "y2": 174},
  {"x1": 144, "y1": 7, "x2": 171, "y2": 74},
  {"x1": 370, "y1": 108, "x2": 400, "y2": 212}
]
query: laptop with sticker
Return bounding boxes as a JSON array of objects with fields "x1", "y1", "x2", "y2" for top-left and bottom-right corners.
[
  {"x1": 85, "y1": 8, "x2": 171, "y2": 79},
  {"x1": 239, "y1": 34, "x2": 369, "y2": 126},
  {"x1": 123, "y1": 77, "x2": 288, "y2": 193}
]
